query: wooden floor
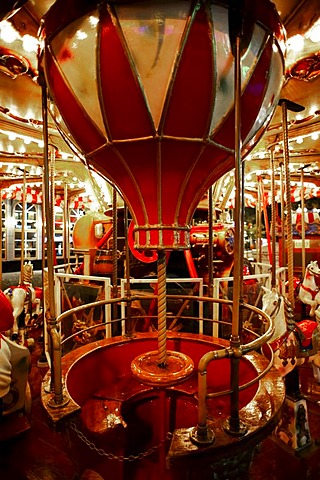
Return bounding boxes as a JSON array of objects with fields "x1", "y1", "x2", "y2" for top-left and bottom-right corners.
[{"x1": 1, "y1": 325, "x2": 320, "y2": 479}]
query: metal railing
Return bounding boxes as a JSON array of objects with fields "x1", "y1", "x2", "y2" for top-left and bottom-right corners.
[{"x1": 44, "y1": 288, "x2": 275, "y2": 441}]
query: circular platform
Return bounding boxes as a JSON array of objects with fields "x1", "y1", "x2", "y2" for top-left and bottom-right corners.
[{"x1": 131, "y1": 350, "x2": 194, "y2": 386}]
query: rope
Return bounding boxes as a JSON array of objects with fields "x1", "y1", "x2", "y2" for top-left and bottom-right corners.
[
  {"x1": 281, "y1": 101, "x2": 295, "y2": 309},
  {"x1": 157, "y1": 250, "x2": 167, "y2": 367}
]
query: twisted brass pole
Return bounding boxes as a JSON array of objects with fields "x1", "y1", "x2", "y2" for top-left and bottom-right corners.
[
  {"x1": 157, "y1": 250, "x2": 167, "y2": 367},
  {"x1": 279, "y1": 161, "x2": 286, "y2": 267},
  {"x1": 281, "y1": 101, "x2": 295, "y2": 308}
]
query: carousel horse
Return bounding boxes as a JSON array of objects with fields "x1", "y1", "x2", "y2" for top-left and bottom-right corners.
[
  {"x1": 297, "y1": 260, "x2": 320, "y2": 316},
  {"x1": 4, "y1": 284, "x2": 36, "y2": 342},
  {"x1": 261, "y1": 286, "x2": 320, "y2": 378},
  {"x1": 3, "y1": 262, "x2": 41, "y2": 343},
  {"x1": 0, "y1": 289, "x2": 31, "y2": 438}
]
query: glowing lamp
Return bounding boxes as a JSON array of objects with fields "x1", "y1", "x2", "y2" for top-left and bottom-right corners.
[{"x1": 40, "y1": 0, "x2": 285, "y2": 251}]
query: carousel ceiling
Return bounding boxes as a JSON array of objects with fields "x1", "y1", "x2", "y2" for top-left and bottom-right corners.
[{"x1": 0, "y1": 0, "x2": 319, "y2": 206}]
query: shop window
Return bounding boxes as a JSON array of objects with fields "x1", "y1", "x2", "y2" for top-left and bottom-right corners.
[{"x1": 14, "y1": 202, "x2": 37, "y2": 259}]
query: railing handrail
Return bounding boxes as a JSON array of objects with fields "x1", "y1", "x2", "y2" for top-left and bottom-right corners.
[{"x1": 47, "y1": 292, "x2": 274, "y2": 412}]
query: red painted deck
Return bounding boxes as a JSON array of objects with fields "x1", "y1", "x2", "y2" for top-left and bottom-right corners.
[{"x1": 1, "y1": 326, "x2": 320, "y2": 479}]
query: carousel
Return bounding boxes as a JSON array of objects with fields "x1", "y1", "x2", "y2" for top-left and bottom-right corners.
[{"x1": 1, "y1": 1, "x2": 320, "y2": 479}]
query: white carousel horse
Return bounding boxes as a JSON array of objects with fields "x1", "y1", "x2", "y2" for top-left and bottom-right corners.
[
  {"x1": 4, "y1": 285, "x2": 36, "y2": 341},
  {"x1": 3, "y1": 262, "x2": 41, "y2": 342},
  {"x1": 261, "y1": 286, "x2": 320, "y2": 379},
  {"x1": 0, "y1": 290, "x2": 31, "y2": 437},
  {"x1": 298, "y1": 260, "x2": 320, "y2": 316}
]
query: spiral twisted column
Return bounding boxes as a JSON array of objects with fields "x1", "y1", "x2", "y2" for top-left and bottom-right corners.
[
  {"x1": 157, "y1": 251, "x2": 167, "y2": 367},
  {"x1": 281, "y1": 101, "x2": 295, "y2": 308},
  {"x1": 131, "y1": 248, "x2": 194, "y2": 386}
]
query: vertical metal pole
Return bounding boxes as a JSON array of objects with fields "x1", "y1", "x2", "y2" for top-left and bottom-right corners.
[
  {"x1": 124, "y1": 204, "x2": 133, "y2": 338},
  {"x1": 20, "y1": 169, "x2": 27, "y2": 282},
  {"x1": 224, "y1": 33, "x2": 246, "y2": 436},
  {"x1": 269, "y1": 147, "x2": 277, "y2": 288},
  {"x1": 42, "y1": 82, "x2": 55, "y2": 317},
  {"x1": 37, "y1": 188, "x2": 49, "y2": 369},
  {"x1": 63, "y1": 183, "x2": 69, "y2": 265},
  {"x1": 279, "y1": 98, "x2": 304, "y2": 307},
  {"x1": 0, "y1": 188, "x2": 2, "y2": 289},
  {"x1": 40, "y1": 73, "x2": 61, "y2": 399},
  {"x1": 300, "y1": 168, "x2": 306, "y2": 278},
  {"x1": 231, "y1": 42, "x2": 244, "y2": 340},
  {"x1": 279, "y1": 160, "x2": 286, "y2": 267},
  {"x1": 256, "y1": 178, "x2": 262, "y2": 265},
  {"x1": 278, "y1": 99, "x2": 304, "y2": 399},
  {"x1": 208, "y1": 186, "x2": 214, "y2": 333},
  {"x1": 112, "y1": 187, "x2": 118, "y2": 333}
]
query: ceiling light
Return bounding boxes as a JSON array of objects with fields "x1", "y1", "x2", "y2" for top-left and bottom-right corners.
[
  {"x1": 76, "y1": 30, "x2": 87, "y2": 41},
  {"x1": 307, "y1": 21, "x2": 320, "y2": 43},
  {"x1": 22, "y1": 34, "x2": 39, "y2": 53},
  {"x1": 310, "y1": 104, "x2": 318, "y2": 115},
  {"x1": 89, "y1": 16, "x2": 99, "y2": 27},
  {"x1": 0, "y1": 21, "x2": 18, "y2": 43},
  {"x1": 311, "y1": 132, "x2": 319, "y2": 140},
  {"x1": 287, "y1": 34, "x2": 304, "y2": 52}
]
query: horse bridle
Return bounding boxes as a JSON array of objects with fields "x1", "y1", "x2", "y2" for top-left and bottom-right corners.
[
  {"x1": 307, "y1": 264, "x2": 320, "y2": 278},
  {"x1": 266, "y1": 295, "x2": 282, "y2": 319}
]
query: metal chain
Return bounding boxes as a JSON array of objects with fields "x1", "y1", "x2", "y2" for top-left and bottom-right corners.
[{"x1": 68, "y1": 421, "x2": 173, "y2": 462}]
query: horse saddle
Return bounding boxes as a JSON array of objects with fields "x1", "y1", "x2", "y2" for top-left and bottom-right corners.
[{"x1": 279, "y1": 319, "x2": 320, "y2": 360}]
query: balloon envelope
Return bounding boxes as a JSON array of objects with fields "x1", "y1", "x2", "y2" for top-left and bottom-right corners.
[{"x1": 41, "y1": 0, "x2": 285, "y2": 250}]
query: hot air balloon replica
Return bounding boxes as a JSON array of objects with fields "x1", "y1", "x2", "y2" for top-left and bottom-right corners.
[{"x1": 39, "y1": 1, "x2": 287, "y2": 478}]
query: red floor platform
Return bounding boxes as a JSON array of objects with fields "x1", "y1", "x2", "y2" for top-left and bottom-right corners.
[{"x1": 1, "y1": 328, "x2": 320, "y2": 480}]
